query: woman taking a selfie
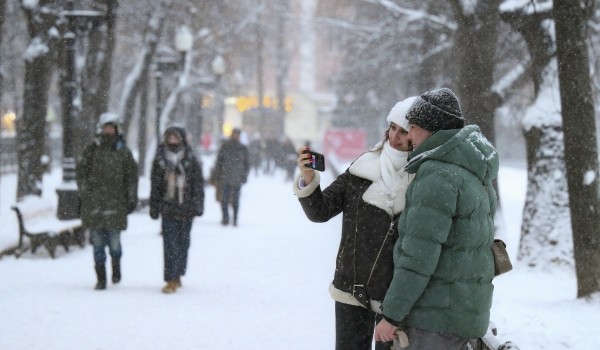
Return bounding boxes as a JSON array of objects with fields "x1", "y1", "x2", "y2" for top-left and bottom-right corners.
[{"x1": 293, "y1": 96, "x2": 416, "y2": 350}]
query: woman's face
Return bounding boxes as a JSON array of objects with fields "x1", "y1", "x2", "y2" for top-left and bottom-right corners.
[
  {"x1": 166, "y1": 134, "x2": 181, "y2": 146},
  {"x1": 388, "y1": 122, "x2": 411, "y2": 151}
]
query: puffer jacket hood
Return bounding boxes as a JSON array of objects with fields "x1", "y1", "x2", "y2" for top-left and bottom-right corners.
[{"x1": 405, "y1": 125, "x2": 498, "y2": 184}]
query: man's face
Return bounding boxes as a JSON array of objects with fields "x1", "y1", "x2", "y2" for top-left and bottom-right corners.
[
  {"x1": 102, "y1": 123, "x2": 116, "y2": 136},
  {"x1": 407, "y1": 124, "x2": 433, "y2": 151},
  {"x1": 388, "y1": 122, "x2": 411, "y2": 152}
]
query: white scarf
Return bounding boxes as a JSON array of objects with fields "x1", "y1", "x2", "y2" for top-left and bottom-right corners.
[
  {"x1": 165, "y1": 149, "x2": 186, "y2": 205},
  {"x1": 381, "y1": 142, "x2": 407, "y2": 194},
  {"x1": 349, "y1": 141, "x2": 410, "y2": 216}
]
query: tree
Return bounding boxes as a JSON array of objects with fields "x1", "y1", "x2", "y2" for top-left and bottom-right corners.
[
  {"x1": 517, "y1": 63, "x2": 572, "y2": 268},
  {"x1": 316, "y1": 1, "x2": 458, "y2": 144},
  {"x1": 500, "y1": 3, "x2": 573, "y2": 268},
  {"x1": 16, "y1": 1, "x2": 60, "y2": 199},
  {"x1": 0, "y1": 0, "x2": 6, "y2": 104},
  {"x1": 450, "y1": 0, "x2": 501, "y2": 144},
  {"x1": 76, "y1": 0, "x2": 118, "y2": 156},
  {"x1": 554, "y1": 0, "x2": 600, "y2": 297}
]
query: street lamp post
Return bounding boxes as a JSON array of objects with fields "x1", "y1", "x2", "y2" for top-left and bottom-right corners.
[
  {"x1": 211, "y1": 55, "x2": 227, "y2": 143},
  {"x1": 56, "y1": 1, "x2": 106, "y2": 220},
  {"x1": 154, "y1": 58, "x2": 176, "y2": 143},
  {"x1": 154, "y1": 26, "x2": 193, "y2": 143}
]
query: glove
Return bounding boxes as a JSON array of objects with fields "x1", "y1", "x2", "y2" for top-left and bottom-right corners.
[
  {"x1": 392, "y1": 329, "x2": 409, "y2": 349},
  {"x1": 150, "y1": 207, "x2": 159, "y2": 220}
]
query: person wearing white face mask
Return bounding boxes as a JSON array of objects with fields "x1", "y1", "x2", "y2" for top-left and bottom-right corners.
[{"x1": 293, "y1": 97, "x2": 416, "y2": 350}]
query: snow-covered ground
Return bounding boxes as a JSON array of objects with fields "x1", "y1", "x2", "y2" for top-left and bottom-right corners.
[{"x1": 1, "y1": 158, "x2": 599, "y2": 349}]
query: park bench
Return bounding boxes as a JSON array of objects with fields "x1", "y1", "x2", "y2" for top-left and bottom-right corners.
[{"x1": 4, "y1": 204, "x2": 85, "y2": 259}]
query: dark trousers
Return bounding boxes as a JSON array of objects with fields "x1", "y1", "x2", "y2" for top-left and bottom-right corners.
[
  {"x1": 162, "y1": 218, "x2": 192, "y2": 282},
  {"x1": 221, "y1": 184, "x2": 241, "y2": 222},
  {"x1": 403, "y1": 327, "x2": 469, "y2": 350},
  {"x1": 335, "y1": 302, "x2": 392, "y2": 350}
]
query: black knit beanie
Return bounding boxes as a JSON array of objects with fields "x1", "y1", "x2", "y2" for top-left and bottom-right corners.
[{"x1": 406, "y1": 88, "x2": 464, "y2": 132}]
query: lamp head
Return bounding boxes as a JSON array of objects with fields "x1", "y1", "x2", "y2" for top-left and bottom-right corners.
[
  {"x1": 174, "y1": 25, "x2": 193, "y2": 52},
  {"x1": 211, "y1": 55, "x2": 226, "y2": 76}
]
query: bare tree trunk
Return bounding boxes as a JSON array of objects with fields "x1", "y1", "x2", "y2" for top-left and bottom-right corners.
[
  {"x1": 501, "y1": 8, "x2": 554, "y2": 95},
  {"x1": 554, "y1": 0, "x2": 600, "y2": 298},
  {"x1": 137, "y1": 70, "x2": 149, "y2": 176},
  {"x1": 77, "y1": 1, "x2": 118, "y2": 157},
  {"x1": 501, "y1": 4, "x2": 570, "y2": 266},
  {"x1": 519, "y1": 124, "x2": 572, "y2": 267},
  {"x1": 450, "y1": 0, "x2": 501, "y2": 144},
  {"x1": 275, "y1": 0, "x2": 289, "y2": 132},
  {"x1": 0, "y1": 0, "x2": 5, "y2": 105},
  {"x1": 416, "y1": 5, "x2": 438, "y2": 93},
  {"x1": 118, "y1": 10, "x2": 164, "y2": 134},
  {"x1": 17, "y1": 56, "x2": 52, "y2": 199},
  {"x1": 97, "y1": 0, "x2": 117, "y2": 115},
  {"x1": 16, "y1": 2, "x2": 58, "y2": 200}
]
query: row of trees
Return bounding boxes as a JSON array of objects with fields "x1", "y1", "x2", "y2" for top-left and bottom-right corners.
[{"x1": 0, "y1": 0, "x2": 296, "y2": 196}]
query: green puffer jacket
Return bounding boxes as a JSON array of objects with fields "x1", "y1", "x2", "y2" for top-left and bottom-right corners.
[
  {"x1": 76, "y1": 136, "x2": 138, "y2": 230},
  {"x1": 382, "y1": 125, "x2": 499, "y2": 339}
]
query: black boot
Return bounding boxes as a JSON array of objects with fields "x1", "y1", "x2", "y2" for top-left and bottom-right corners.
[
  {"x1": 111, "y1": 258, "x2": 121, "y2": 284},
  {"x1": 95, "y1": 264, "x2": 107, "y2": 290}
]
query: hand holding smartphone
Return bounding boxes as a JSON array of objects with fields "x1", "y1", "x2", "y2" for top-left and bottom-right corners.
[{"x1": 303, "y1": 150, "x2": 326, "y2": 172}]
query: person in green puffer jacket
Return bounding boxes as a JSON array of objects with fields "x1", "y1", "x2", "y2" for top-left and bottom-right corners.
[
  {"x1": 76, "y1": 113, "x2": 139, "y2": 291},
  {"x1": 374, "y1": 88, "x2": 499, "y2": 349}
]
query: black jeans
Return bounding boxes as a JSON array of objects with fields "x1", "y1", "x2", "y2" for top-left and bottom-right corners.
[
  {"x1": 335, "y1": 302, "x2": 392, "y2": 350},
  {"x1": 221, "y1": 184, "x2": 241, "y2": 222}
]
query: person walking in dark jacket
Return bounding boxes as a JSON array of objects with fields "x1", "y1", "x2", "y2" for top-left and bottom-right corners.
[
  {"x1": 150, "y1": 126, "x2": 205, "y2": 294},
  {"x1": 374, "y1": 88, "x2": 499, "y2": 349},
  {"x1": 213, "y1": 128, "x2": 249, "y2": 226},
  {"x1": 293, "y1": 97, "x2": 416, "y2": 350},
  {"x1": 76, "y1": 112, "x2": 139, "y2": 290}
]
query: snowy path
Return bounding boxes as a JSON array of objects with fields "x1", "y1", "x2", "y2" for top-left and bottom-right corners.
[
  {"x1": 2, "y1": 164, "x2": 600, "y2": 349},
  {"x1": 0, "y1": 168, "x2": 341, "y2": 349}
]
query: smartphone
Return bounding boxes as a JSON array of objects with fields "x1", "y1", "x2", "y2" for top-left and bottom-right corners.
[{"x1": 303, "y1": 150, "x2": 326, "y2": 172}]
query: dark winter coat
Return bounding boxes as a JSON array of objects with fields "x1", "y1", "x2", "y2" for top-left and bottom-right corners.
[
  {"x1": 149, "y1": 144, "x2": 205, "y2": 221},
  {"x1": 382, "y1": 125, "x2": 499, "y2": 339},
  {"x1": 295, "y1": 169, "x2": 401, "y2": 306},
  {"x1": 75, "y1": 135, "x2": 139, "y2": 230},
  {"x1": 214, "y1": 139, "x2": 250, "y2": 186}
]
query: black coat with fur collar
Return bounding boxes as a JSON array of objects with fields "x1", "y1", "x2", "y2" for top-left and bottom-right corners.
[
  {"x1": 297, "y1": 169, "x2": 400, "y2": 305},
  {"x1": 149, "y1": 144, "x2": 205, "y2": 220}
]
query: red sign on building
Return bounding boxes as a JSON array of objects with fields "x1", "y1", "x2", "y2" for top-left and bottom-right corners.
[{"x1": 323, "y1": 128, "x2": 367, "y2": 160}]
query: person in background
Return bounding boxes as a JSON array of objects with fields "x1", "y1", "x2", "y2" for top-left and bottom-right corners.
[
  {"x1": 293, "y1": 97, "x2": 416, "y2": 350},
  {"x1": 76, "y1": 112, "x2": 139, "y2": 291},
  {"x1": 213, "y1": 128, "x2": 249, "y2": 226},
  {"x1": 280, "y1": 137, "x2": 297, "y2": 182},
  {"x1": 248, "y1": 135, "x2": 264, "y2": 177},
  {"x1": 150, "y1": 126, "x2": 205, "y2": 294},
  {"x1": 374, "y1": 88, "x2": 499, "y2": 349}
]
